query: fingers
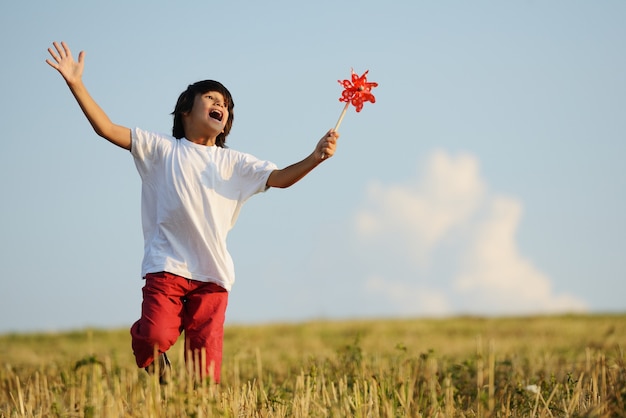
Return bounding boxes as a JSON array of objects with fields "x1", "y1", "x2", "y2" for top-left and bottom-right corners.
[
  {"x1": 46, "y1": 48, "x2": 59, "y2": 67},
  {"x1": 46, "y1": 41, "x2": 75, "y2": 64},
  {"x1": 45, "y1": 57, "x2": 57, "y2": 69},
  {"x1": 59, "y1": 41, "x2": 71, "y2": 57},
  {"x1": 319, "y1": 129, "x2": 339, "y2": 160},
  {"x1": 53, "y1": 41, "x2": 70, "y2": 59},
  {"x1": 46, "y1": 43, "x2": 63, "y2": 68}
]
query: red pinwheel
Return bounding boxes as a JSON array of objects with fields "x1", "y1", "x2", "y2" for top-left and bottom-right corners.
[{"x1": 334, "y1": 69, "x2": 378, "y2": 131}]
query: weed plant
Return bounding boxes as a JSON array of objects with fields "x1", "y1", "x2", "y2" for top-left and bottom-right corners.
[{"x1": 1, "y1": 314, "x2": 625, "y2": 417}]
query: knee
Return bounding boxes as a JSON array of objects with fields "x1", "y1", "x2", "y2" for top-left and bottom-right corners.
[
  {"x1": 132, "y1": 321, "x2": 179, "y2": 352},
  {"x1": 149, "y1": 328, "x2": 179, "y2": 352}
]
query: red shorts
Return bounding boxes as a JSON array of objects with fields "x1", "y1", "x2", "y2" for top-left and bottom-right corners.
[{"x1": 130, "y1": 272, "x2": 228, "y2": 382}]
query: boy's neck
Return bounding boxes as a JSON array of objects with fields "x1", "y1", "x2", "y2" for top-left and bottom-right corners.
[
  {"x1": 186, "y1": 135, "x2": 217, "y2": 146},
  {"x1": 183, "y1": 125, "x2": 220, "y2": 146}
]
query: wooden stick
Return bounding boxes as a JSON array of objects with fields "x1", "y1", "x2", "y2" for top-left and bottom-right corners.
[
  {"x1": 322, "y1": 102, "x2": 350, "y2": 159},
  {"x1": 333, "y1": 102, "x2": 350, "y2": 131}
]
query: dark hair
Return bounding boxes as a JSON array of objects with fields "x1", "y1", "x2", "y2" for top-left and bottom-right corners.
[{"x1": 171, "y1": 80, "x2": 234, "y2": 147}]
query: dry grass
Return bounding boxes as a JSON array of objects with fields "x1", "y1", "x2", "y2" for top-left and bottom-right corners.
[{"x1": 1, "y1": 314, "x2": 625, "y2": 417}]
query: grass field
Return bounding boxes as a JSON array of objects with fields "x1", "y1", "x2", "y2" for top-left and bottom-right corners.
[{"x1": 1, "y1": 314, "x2": 625, "y2": 417}]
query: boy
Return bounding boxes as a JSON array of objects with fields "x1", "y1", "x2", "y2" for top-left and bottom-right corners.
[{"x1": 46, "y1": 41, "x2": 338, "y2": 383}]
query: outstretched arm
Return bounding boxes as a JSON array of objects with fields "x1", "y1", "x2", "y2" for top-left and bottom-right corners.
[
  {"x1": 266, "y1": 130, "x2": 338, "y2": 188},
  {"x1": 46, "y1": 41, "x2": 131, "y2": 150}
]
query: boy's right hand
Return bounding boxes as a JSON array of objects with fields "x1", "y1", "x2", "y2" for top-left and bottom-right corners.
[
  {"x1": 44, "y1": 41, "x2": 132, "y2": 150},
  {"x1": 46, "y1": 41, "x2": 84, "y2": 86}
]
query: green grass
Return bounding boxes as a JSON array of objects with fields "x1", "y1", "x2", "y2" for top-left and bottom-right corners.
[{"x1": 1, "y1": 314, "x2": 625, "y2": 417}]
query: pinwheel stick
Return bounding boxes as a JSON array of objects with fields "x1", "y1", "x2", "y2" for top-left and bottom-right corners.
[{"x1": 333, "y1": 102, "x2": 350, "y2": 131}]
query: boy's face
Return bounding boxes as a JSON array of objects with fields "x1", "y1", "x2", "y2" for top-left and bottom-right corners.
[{"x1": 183, "y1": 91, "x2": 229, "y2": 136}]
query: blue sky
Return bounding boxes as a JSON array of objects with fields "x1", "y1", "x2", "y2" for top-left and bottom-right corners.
[{"x1": 1, "y1": 1, "x2": 624, "y2": 333}]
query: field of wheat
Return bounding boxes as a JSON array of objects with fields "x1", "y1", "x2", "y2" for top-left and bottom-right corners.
[{"x1": 1, "y1": 314, "x2": 625, "y2": 417}]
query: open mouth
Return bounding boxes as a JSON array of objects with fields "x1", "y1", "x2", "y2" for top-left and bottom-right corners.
[{"x1": 209, "y1": 109, "x2": 224, "y2": 122}]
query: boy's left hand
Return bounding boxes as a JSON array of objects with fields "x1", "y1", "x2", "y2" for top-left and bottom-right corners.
[{"x1": 317, "y1": 130, "x2": 339, "y2": 161}]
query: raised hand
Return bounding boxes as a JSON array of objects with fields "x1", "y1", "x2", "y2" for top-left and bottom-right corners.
[
  {"x1": 44, "y1": 41, "x2": 132, "y2": 149},
  {"x1": 317, "y1": 129, "x2": 338, "y2": 161},
  {"x1": 46, "y1": 41, "x2": 84, "y2": 85}
]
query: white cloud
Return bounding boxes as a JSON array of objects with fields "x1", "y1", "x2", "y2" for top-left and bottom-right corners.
[
  {"x1": 355, "y1": 150, "x2": 485, "y2": 265},
  {"x1": 355, "y1": 150, "x2": 587, "y2": 316},
  {"x1": 454, "y1": 196, "x2": 587, "y2": 314}
]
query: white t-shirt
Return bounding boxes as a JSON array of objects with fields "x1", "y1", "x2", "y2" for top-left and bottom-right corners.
[{"x1": 131, "y1": 128, "x2": 277, "y2": 291}]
